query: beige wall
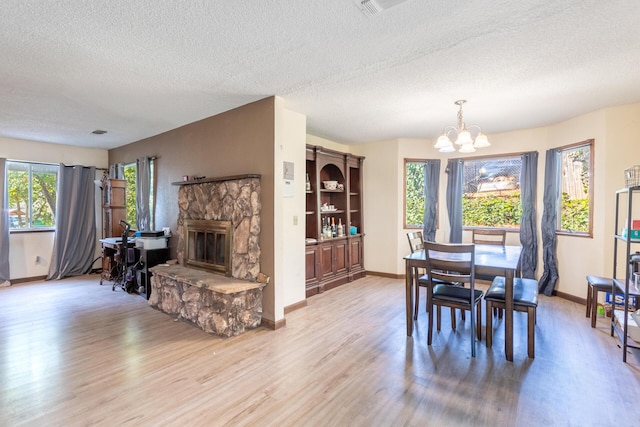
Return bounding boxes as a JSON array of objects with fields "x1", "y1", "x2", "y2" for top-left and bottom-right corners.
[
  {"x1": 351, "y1": 102, "x2": 640, "y2": 300},
  {"x1": 0, "y1": 137, "x2": 108, "y2": 280}
]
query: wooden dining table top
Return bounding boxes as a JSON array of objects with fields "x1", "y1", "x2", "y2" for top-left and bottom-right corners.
[{"x1": 403, "y1": 243, "x2": 522, "y2": 273}]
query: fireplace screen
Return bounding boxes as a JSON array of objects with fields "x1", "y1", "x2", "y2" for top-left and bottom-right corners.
[{"x1": 184, "y1": 219, "x2": 233, "y2": 275}]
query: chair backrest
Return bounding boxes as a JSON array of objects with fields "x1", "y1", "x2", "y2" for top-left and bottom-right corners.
[
  {"x1": 406, "y1": 231, "x2": 424, "y2": 254},
  {"x1": 472, "y1": 229, "x2": 506, "y2": 246},
  {"x1": 424, "y1": 242, "x2": 475, "y2": 287}
]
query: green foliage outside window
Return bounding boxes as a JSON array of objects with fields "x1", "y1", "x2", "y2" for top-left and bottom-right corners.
[
  {"x1": 405, "y1": 162, "x2": 425, "y2": 227},
  {"x1": 463, "y1": 192, "x2": 522, "y2": 228},
  {"x1": 558, "y1": 145, "x2": 591, "y2": 233},
  {"x1": 7, "y1": 162, "x2": 57, "y2": 229},
  {"x1": 560, "y1": 193, "x2": 590, "y2": 232},
  {"x1": 124, "y1": 163, "x2": 137, "y2": 227}
]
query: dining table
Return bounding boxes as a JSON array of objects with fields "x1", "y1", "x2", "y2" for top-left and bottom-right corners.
[{"x1": 404, "y1": 243, "x2": 523, "y2": 361}]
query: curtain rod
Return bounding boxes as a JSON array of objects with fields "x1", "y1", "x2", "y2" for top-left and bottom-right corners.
[{"x1": 110, "y1": 156, "x2": 158, "y2": 166}]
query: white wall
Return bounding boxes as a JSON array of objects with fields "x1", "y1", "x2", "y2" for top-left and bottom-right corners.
[
  {"x1": 0, "y1": 137, "x2": 108, "y2": 280},
  {"x1": 274, "y1": 100, "x2": 307, "y2": 311}
]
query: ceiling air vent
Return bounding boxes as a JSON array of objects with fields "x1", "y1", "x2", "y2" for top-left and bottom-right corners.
[{"x1": 353, "y1": 0, "x2": 409, "y2": 16}]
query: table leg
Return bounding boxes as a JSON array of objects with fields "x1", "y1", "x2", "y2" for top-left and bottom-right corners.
[
  {"x1": 505, "y1": 269, "x2": 514, "y2": 361},
  {"x1": 405, "y1": 260, "x2": 414, "y2": 336}
]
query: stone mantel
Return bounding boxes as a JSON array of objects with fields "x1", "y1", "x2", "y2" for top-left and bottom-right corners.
[{"x1": 172, "y1": 174, "x2": 261, "y2": 186}]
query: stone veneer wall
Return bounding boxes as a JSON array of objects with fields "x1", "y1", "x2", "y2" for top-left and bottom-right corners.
[{"x1": 176, "y1": 176, "x2": 261, "y2": 281}]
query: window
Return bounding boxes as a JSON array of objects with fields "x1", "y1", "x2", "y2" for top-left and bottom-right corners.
[
  {"x1": 124, "y1": 162, "x2": 137, "y2": 226},
  {"x1": 122, "y1": 160, "x2": 155, "y2": 230},
  {"x1": 557, "y1": 140, "x2": 592, "y2": 235},
  {"x1": 7, "y1": 161, "x2": 59, "y2": 230},
  {"x1": 405, "y1": 159, "x2": 427, "y2": 228},
  {"x1": 463, "y1": 155, "x2": 522, "y2": 228}
]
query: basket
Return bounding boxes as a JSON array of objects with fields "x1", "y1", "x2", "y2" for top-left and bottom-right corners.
[{"x1": 625, "y1": 165, "x2": 640, "y2": 188}]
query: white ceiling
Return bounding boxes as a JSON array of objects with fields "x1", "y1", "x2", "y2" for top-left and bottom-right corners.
[{"x1": 2, "y1": 0, "x2": 640, "y2": 150}]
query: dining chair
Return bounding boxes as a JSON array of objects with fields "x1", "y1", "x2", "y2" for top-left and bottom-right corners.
[
  {"x1": 472, "y1": 228, "x2": 508, "y2": 317},
  {"x1": 424, "y1": 242, "x2": 483, "y2": 357},
  {"x1": 484, "y1": 275, "x2": 538, "y2": 358},
  {"x1": 471, "y1": 228, "x2": 506, "y2": 246},
  {"x1": 406, "y1": 231, "x2": 437, "y2": 320},
  {"x1": 406, "y1": 232, "x2": 460, "y2": 323}
]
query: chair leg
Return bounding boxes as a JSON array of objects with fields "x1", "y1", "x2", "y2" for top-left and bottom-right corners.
[
  {"x1": 486, "y1": 301, "x2": 493, "y2": 349},
  {"x1": 527, "y1": 306, "x2": 535, "y2": 358},
  {"x1": 414, "y1": 281, "x2": 420, "y2": 321},
  {"x1": 476, "y1": 302, "x2": 482, "y2": 341},
  {"x1": 436, "y1": 306, "x2": 442, "y2": 332},
  {"x1": 590, "y1": 289, "x2": 599, "y2": 328},
  {"x1": 586, "y1": 283, "x2": 592, "y2": 318},
  {"x1": 450, "y1": 308, "x2": 456, "y2": 330},
  {"x1": 427, "y1": 301, "x2": 434, "y2": 345}
]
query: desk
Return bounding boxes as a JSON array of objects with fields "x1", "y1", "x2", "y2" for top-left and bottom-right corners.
[
  {"x1": 135, "y1": 247, "x2": 170, "y2": 299},
  {"x1": 404, "y1": 244, "x2": 522, "y2": 361},
  {"x1": 100, "y1": 237, "x2": 136, "y2": 287}
]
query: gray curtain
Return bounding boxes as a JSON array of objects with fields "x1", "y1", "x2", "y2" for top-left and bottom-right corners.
[
  {"x1": 539, "y1": 149, "x2": 560, "y2": 295},
  {"x1": 136, "y1": 156, "x2": 151, "y2": 231},
  {"x1": 47, "y1": 165, "x2": 96, "y2": 280},
  {"x1": 519, "y1": 152, "x2": 538, "y2": 279},
  {"x1": 0, "y1": 158, "x2": 10, "y2": 285},
  {"x1": 446, "y1": 159, "x2": 464, "y2": 243},
  {"x1": 422, "y1": 159, "x2": 441, "y2": 242}
]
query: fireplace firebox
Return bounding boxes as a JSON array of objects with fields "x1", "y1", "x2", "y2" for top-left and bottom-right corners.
[{"x1": 184, "y1": 219, "x2": 233, "y2": 276}]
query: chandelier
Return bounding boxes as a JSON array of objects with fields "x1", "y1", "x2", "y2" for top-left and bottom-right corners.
[{"x1": 434, "y1": 100, "x2": 490, "y2": 153}]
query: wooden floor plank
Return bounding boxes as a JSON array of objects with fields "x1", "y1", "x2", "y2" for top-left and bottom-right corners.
[{"x1": 1, "y1": 274, "x2": 639, "y2": 426}]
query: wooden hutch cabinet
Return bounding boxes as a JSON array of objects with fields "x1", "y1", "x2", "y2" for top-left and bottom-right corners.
[
  {"x1": 102, "y1": 178, "x2": 126, "y2": 238},
  {"x1": 305, "y1": 145, "x2": 365, "y2": 297}
]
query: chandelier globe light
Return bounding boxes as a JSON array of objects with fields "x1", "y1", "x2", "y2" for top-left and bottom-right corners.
[{"x1": 434, "y1": 100, "x2": 491, "y2": 153}]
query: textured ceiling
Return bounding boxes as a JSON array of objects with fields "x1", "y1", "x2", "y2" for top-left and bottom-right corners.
[{"x1": 1, "y1": 0, "x2": 640, "y2": 150}]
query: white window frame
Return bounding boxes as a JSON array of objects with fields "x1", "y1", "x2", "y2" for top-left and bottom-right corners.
[{"x1": 6, "y1": 161, "x2": 59, "y2": 231}]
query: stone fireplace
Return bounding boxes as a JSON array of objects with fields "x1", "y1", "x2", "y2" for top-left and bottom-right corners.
[
  {"x1": 148, "y1": 174, "x2": 265, "y2": 337},
  {"x1": 176, "y1": 174, "x2": 261, "y2": 281}
]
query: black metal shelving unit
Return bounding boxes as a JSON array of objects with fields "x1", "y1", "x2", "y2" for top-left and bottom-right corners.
[{"x1": 612, "y1": 186, "x2": 640, "y2": 362}]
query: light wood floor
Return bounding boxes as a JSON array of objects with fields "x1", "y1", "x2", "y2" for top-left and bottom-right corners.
[{"x1": 1, "y1": 274, "x2": 639, "y2": 426}]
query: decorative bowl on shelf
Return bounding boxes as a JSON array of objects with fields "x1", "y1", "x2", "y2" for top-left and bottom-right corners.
[{"x1": 323, "y1": 180, "x2": 338, "y2": 190}]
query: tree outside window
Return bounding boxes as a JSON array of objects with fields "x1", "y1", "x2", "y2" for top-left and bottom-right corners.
[
  {"x1": 462, "y1": 156, "x2": 522, "y2": 228},
  {"x1": 124, "y1": 162, "x2": 137, "y2": 227},
  {"x1": 405, "y1": 160, "x2": 426, "y2": 228},
  {"x1": 7, "y1": 161, "x2": 58, "y2": 230},
  {"x1": 558, "y1": 141, "x2": 592, "y2": 234}
]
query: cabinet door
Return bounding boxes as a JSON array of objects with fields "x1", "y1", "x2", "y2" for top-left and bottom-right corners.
[
  {"x1": 319, "y1": 243, "x2": 334, "y2": 280},
  {"x1": 305, "y1": 245, "x2": 320, "y2": 284},
  {"x1": 349, "y1": 236, "x2": 363, "y2": 270},
  {"x1": 333, "y1": 240, "x2": 348, "y2": 275}
]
